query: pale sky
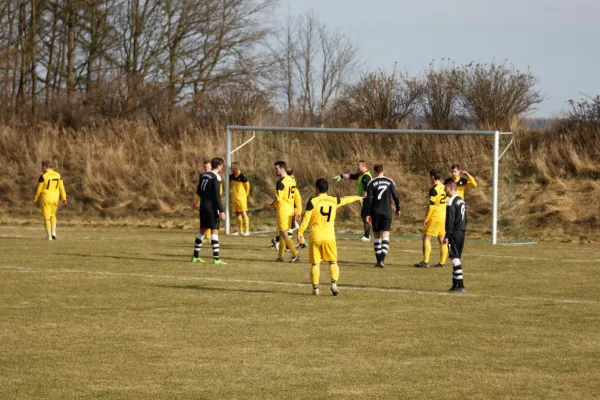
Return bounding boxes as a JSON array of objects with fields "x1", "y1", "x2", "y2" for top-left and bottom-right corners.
[{"x1": 278, "y1": 0, "x2": 600, "y2": 117}]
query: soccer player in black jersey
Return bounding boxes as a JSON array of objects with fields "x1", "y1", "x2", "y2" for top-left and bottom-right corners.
[
  {"x1": 443, "y1": 178, "x2": 467, "y2": 292},
  {"x1": 191, "y1": 157, "x2": 227, "y2": 264},
  {"x1": 362, "y1": 164, "x2": 401, "y2": 267}
]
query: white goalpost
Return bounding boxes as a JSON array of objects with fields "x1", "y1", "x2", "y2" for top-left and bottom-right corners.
[{"x1": 224, "y1": 125, "x2": 513, "y2": 245}]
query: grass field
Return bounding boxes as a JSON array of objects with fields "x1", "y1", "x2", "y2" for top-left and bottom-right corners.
[{"x1": 1, "y1": 226, "x2": 599, "y2": 399}]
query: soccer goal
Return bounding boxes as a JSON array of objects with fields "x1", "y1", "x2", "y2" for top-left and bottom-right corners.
[{"x1": 224, "y1": 125, "x2": 513, "y2": 245}]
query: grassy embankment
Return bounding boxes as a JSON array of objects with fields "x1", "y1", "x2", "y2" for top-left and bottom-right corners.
[{"x1": 1, "y1": 121, "x2": 599, "y2": 242}]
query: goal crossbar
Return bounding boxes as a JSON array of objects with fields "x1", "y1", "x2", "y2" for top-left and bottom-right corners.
[{"x1": 225, "y1": 125, "x2": 513, "y2": 244}]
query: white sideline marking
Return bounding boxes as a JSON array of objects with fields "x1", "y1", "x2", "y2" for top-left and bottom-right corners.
[{"x1": 1, "y1": 266, "x2": 599, "y2": 306}]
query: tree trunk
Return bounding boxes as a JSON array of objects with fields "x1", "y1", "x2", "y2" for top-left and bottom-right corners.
[{"x1": 66, "y1": 0, "x2": 76, "y2": 106}]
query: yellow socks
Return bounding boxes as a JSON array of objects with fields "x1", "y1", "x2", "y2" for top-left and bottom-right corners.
[
  {"x1": 311, "y1": 264, "x2": 320, "y2": 285},
  {"x1": 236, "y1": 215, "x2": 243, "y2": 233},
  {"x1": 243, "y1": 215, "x2": 250, "y2": 233},
  {"x1": 285, "y1": 237, "x2": 298, "y2": 256},
  {"x1": 423, "y1": 240, "x2": 432, "y2": 263},
  {"x1": 440, "y1": 243, "x2": 448, "y2": 265},
  {"x1": 44, "y1": 218, "x2": 52, "y2": 239},
  {"x1": 278, "y1": 237, "x2": 286, "y2": 258},
  {"x1": 50, "y1": 216, "x2": 57, "y2": 236},
  {"x1": 329, "y1": 263, "x2": 339, "y2": 282}
]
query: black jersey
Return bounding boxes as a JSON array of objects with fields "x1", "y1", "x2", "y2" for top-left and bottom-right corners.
[
  {"x1": 196, "y1": 171, "x2": 223, "y2": 213},
  {"x1": 445, "y1": 194, "x2": 467, "y2": 235},
  {"x1": 362, "y1": 176, "x2": 400, "y2": 218}
]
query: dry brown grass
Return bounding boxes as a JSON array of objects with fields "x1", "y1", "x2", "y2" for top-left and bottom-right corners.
[{"x1": 1, "y1": 119, "x2": 599, "y2": 242}]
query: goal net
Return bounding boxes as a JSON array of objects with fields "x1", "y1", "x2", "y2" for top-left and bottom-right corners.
[{"x1": 224, "y1": 126, "x2": 521, "y2": 245}]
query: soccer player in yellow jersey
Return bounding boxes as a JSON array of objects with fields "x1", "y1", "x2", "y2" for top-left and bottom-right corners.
[
  {"x1": 297, "y1": 178, "x2": 362, "y2": 296},
  {"x1": 270, "y1": 168, "x2": 305, "y2": 250},
  {"x1": 32, "y1": 161, "x2": 67, "y2": 240},
  {"x1": 270, "y1": 161, "x2": 301, "y2": 262},
  {"x1": 230, "y1": 162, "x2": 251, "y2": 235},
  {"x1": 449, "y1": 164, "x2": 477, "y2": 199},
  {"x1": 414, "y1": 169, "x2": 449, "y2": 268}
]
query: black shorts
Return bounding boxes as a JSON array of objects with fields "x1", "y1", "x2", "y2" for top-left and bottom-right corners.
[
  {"x1": 372, "y1": 214, "x2": 392, "y2": 232},
  {"x1": 200, "y1": 209, "x2": 220, "y2": 230},
  {"x1": 447, "y1": 231, "x2": 465, "y2": 259}
]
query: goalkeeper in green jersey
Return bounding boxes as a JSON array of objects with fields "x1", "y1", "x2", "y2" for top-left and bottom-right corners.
[{"x1": 332, "y1": 160, "x2": 372, "y2": 241}]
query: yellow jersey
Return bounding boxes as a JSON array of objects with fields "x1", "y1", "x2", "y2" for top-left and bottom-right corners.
[
  {"x1": 230, "y1": 171, "x2": 250, "y2": 201},
  {"x1": 33, "y1": 169, "x2": 67, "y2": 203},
  {"x1": 453, "y1": 175, "x2": 477, "y2": 199},
  {"x1": 424, "y1": 182, "x2": 446, "y2": 223},
  {"x1": 297, "y1": 194, "x2": 361, "y2": 242},
  {"x1": 272, "y1": 175, "x2": 296, "y2": 216}
]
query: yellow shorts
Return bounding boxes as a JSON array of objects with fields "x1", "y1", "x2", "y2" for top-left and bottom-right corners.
[
  {"x1": 309, "y1": 240, "x2": 338, "y2": 265},
  {"x1": 277, "y1": 214, "x2": 294, "y2": 232},
  {"x1": 232, "y1": 198, "x2": 248, "y2": 213},
  {"x1": 40, "y1": 200, "x2": 59, "y2": 218},
  {"x1": 425, "y1": 218, "x2": 445, "y2": 237}
]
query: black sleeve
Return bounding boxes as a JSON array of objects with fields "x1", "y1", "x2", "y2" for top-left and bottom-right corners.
[
  {"x1": 362, "y1": 184, "x2": 374, "y2": 218},
  {"x1": 276, "y1": 179, "x2": 284, "y2": 191},
  {"x1": 38, "y1": 175, "x2": 44, "y2": 183},
  {"x1": 445, "y1": 205, "x2": 455, "y2": 237},
  {"x1": 348, "y1": 173, "x2": 360, "y2": 180},
  {"x1": 391, "y1": 183, "x2": 400, "y2": 212},
  {"x1": 213, "y1": 178, "x2": 223, "y2": 213},
  {"x1": 361, "y1": 175, "x2": 371, "y2": 187},
  {"x1": 240, "y1": 174, "x2": 249, "y2": 183},
  {"x1": 305, "y1": 197, "x2": 314, "y2": 211},
  {"x1": 428, "y1": 187, "x2": 437, "y2": 205}
]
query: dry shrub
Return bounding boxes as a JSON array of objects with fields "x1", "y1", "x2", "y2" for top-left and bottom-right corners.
[
  {"x1": 421, "y1": 63, "x2": 463, "y2": 129},
  {"x1": 331, "y1": 70, "x2": 423, "y2": 129},
  {"x1": 459, "y1": 61, "x2": 544, "y2": 130}
]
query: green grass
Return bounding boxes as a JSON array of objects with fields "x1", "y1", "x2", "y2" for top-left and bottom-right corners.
[{"x1": 1, "y1": 226, "x2": 599, "y2": 399}]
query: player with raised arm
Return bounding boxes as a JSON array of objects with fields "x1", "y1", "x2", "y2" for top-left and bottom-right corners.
[
  {"x1": 297, "y1": 178, "x2": 362, "y2": 296},
  {"x1": 414, "y1": 169, "x2": 449, "y2": 268},
  {"x1": 270, "y1": 161, "x2": 301, "y2": 263},
  {"x1": 332, "y1": 160, "x2": 372, "y2": 241},
  {"x1": 443, "y1": 178, "x2": 467, "y2": 292},
  {"x1": 230, "y1": 162, "x2": 251, "y2": 235},
  {"x1": 362, "y1": 164, "x2": 401, "y2": 268},
  {"x1": 32, "y1": 161, "x2": 67, "y2": 240},
  {"x1": 449, "y1": 164, "x2": 478, "y2": 199},
  {"x1": 191, "y1": 157, "x2": 227, "y2": 264}
]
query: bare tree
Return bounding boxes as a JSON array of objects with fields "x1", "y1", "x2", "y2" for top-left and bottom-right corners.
[
  {"x1": 272, "y1": 9, "x2": 360, "y2": 126},
  {"x1": 0, "y1": 0, "x2": 277, "y2": 123},
  {"x1": 0, "y1": 1, "x2": 17, "y2": 108},
  {"x1": 186, "y1": 0, "x2": 275, "y2": 106}
]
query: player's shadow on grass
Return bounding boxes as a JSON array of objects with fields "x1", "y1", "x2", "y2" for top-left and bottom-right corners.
[
  {"x1": 70, "y1": 253, "x2": 181, "y2": 263},
  {"x1": 151, "y1": 253, "x2": 272, "y2": 263},
  {"x1": 342, "y1": 282, "x2": 441, "y2": 293},
  {"x1": 157, "y1": 284, "x2": 308, "y2": 296}
]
